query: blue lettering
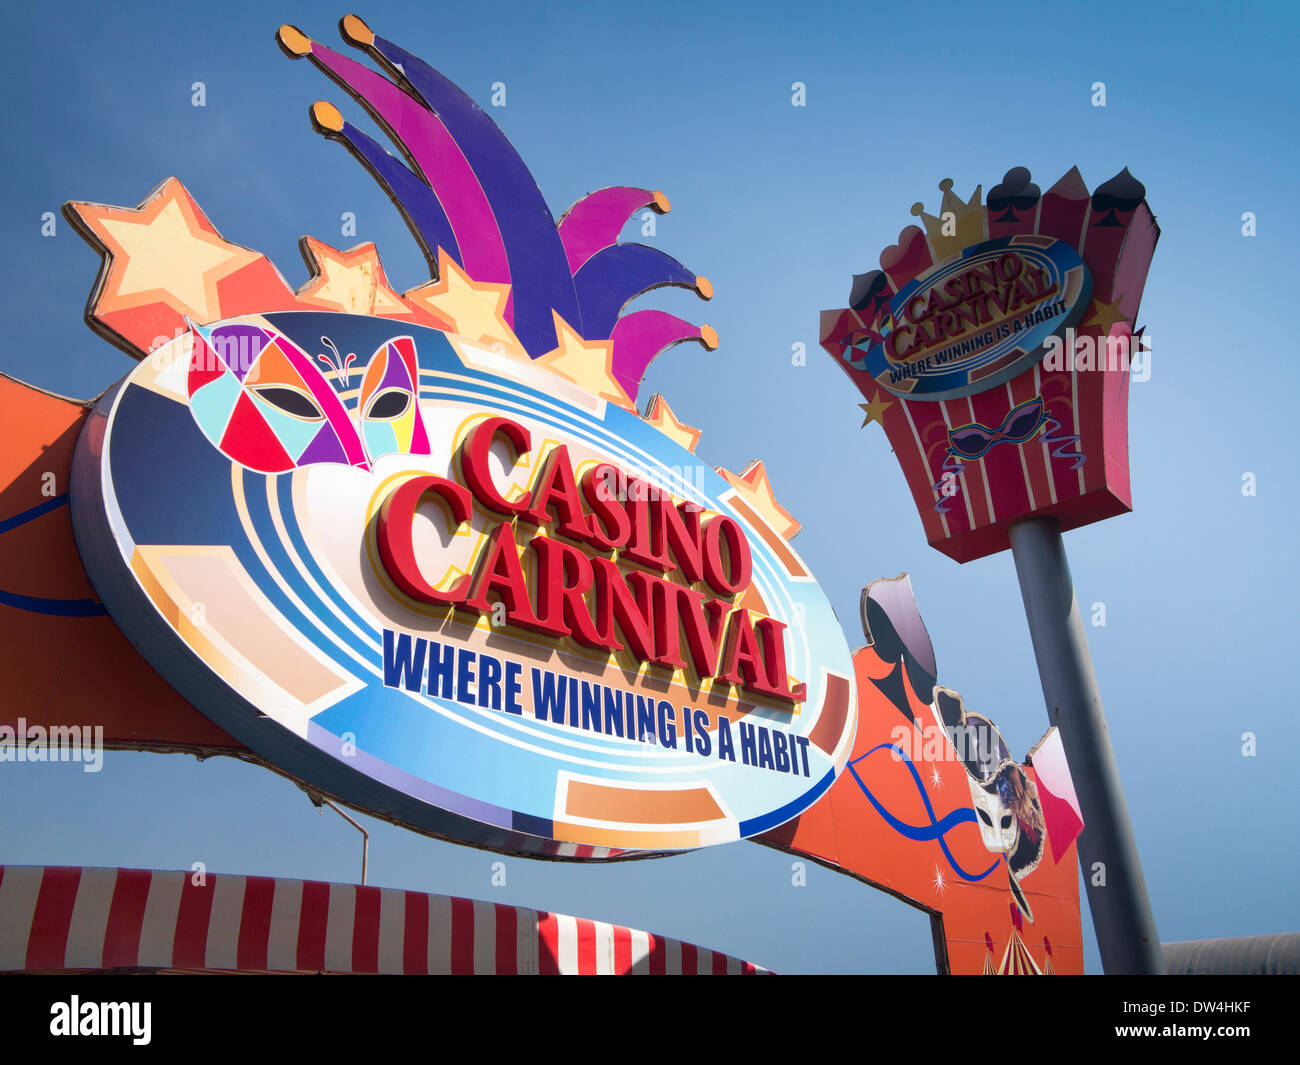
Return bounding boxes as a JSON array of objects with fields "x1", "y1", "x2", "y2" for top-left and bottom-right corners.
[
  {"x1": 795, "y1": 735, "x2": 812, "y2": 777},
  {"x1": 426, "y1": 640, "x2": 455, "y2": 699},
  {"x1": 504, "y1": 661, "x2": 523, "y2": 715},
  {"x1": 581, "y1": 682, "x2": 602, "y2": 733},
  {"x1": 692, "y1": 709, "x2": 712, "y2": 756},
  {"x1": 738, "y1": 720, "x2": 758, "y2": 766},
  {"x1": 772, "y1": 730, "x2": 790, "y2": 773},
  {"x1": 636, "y1": 695, "x2": 655, "y2": 742},
  {"x1": 532, "y1": 669, "x2": 568, "y2": 724},
  {"x1": 603, "y1": 689, "x2": 624, "y2": 738},
  {"x1": 717, "y1": 716, "x2": 735, "y2": 762},
  {"x1": 456, "y1": 649, "x2": 477, "y2": 705},
  {"x1": 382, "y1": 629, "x2": 426, "y2": 692},
  {"x1": 477, "y1": 653, "x2": 503, "y2": 710},
  {"x1": 656, "y1": 700, "x2": 678, "y2": 749}
]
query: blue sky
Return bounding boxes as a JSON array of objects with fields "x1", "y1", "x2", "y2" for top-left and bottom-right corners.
[{"x1": 1, "y1": 0, "x2": 1297, "y2": 972}]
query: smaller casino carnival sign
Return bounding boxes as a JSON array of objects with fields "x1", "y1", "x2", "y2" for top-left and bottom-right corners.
[{"x1": 822, "y1": 168, "x2": 1159, "y2": 563}]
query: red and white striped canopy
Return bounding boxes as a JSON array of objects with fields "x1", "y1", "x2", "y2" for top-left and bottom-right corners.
[{"x1": 0, "y1": 866, "x2": 767, "y2": 975}]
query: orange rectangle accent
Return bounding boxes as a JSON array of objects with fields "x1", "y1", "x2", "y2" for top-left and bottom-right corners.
[
  {"x1": 552, "y1": 822, "x2": 704, "y2": 850},
  {"x1": 808, "y1": 672, "x2": 851, "y2": 757},
  {"x1": 565, "y1": 781, "x2": 723, "y2": 825}
]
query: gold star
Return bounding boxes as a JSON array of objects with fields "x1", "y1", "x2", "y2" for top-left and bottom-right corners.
[
  {"x1": 859, "y1": 390, "x2": 893, "y2": 429},
  {"x1": 642, "y1": 393, "x2": 702, "y2": 453},
  {"x1": 65, "y1": 178, "x2": 287, "y2": 352},
  {"x1": 534, "y1": 317, "x2": 635, "y2": 409},
  {"x1": 1082, "y1": 296, "x2": 1128, "y2": 335},
  {"x1": 403, "y1": 251, "x2": 524, "y2": 354},
  {"x1": 296, "y1": 237, "x2": 412, "y2": 318},
  {"x1": 717, "y1": 460, "x2": 801, "y2": 539}
]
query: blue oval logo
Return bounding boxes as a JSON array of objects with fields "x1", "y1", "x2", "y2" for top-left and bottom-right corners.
[{"x1": 851, "y1": 236, "x2": 1092, "y2": 401}]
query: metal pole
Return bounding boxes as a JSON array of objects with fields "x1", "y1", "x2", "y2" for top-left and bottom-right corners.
[
  {"x1": 1008, "y1": 517, "x2": 1163, "y2": 974},
  {"x1": 323, "y1": 800, "x2": 370, "y2": 886}
]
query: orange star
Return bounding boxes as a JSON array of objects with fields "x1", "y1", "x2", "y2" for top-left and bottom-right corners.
[
  {"x1": 716, "y1": 460, "x2": 801, "y2": 539},
  {"x1": 642, "y1": 393, "x2": 702, "y2": 453},
  {"x1": 65, "y1": 178, "x2": 281, "y2": 344},
  {"x1": 534, "y1": 316, "x2": 635, "y2": 410},
  {"x1": 1082, "y1": 296, "x2": 1128, "y2": 335},
  {"x1": 859, "y1": 390, "x2": 893, "y2": 429},
  {"x1": 403, "y1": 251, "x2": 522, "y2": 354},
  {"x1": 296, "y1": 237, "x2": 412, "y2": 318}
]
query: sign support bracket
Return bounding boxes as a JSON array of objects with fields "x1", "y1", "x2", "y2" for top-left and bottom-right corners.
[{"x1": 300, "y1": 783, "x2": 371, "y2": 886}]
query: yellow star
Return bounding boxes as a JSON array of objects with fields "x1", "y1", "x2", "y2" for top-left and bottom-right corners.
[
  {"x1": 296, "y1": 237, "x2": 412, "y2": 318},
  {"x1": 67, "y1": 177, "x2": 266, "y2": 328},
  {"x1": 533, "y1": 317, "x2": 635, "y2": 409},
  {"x1": 642, "y1": 393, "x2": 702, "y2": 453},
  {"x1": 717, "y1": 460, "x2": 801, "y2": 540},
  {"x1": 859, "y1": 390, "x2": 893, "y2": 429},
  {"x1": 1082, "y1": 296, "x2": 1128, "y2": 335},
  {"x1": 403, "y1": 251, "x2": 524, "y2": 355}
]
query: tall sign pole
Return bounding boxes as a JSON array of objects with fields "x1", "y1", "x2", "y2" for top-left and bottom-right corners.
[
  {"x1": 821, "y1": 166, "x2": 1164, "y2": 972},
  {"x1": 1009, "y1": 518, "x2": 1163, "y2": 973}
]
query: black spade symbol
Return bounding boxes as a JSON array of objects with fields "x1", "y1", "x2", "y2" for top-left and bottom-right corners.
[
  {"x1": 1090, "y1": 167, "x2": 1146, "y2": 227},
  {"x1": 850, "y1": 269, "x2": 889, "y2": 314}
]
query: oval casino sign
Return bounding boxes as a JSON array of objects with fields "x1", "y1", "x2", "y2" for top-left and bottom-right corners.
[
  {"x1": 855, "y1": 235, "x2": 1092, "y2": 401},
  {"x1": 71, "y1": 312, "x2": 857, "y2": 857}
]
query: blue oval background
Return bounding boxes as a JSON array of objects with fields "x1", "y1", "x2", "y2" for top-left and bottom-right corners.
[
  {"x1": 70, "y1": 312, "x2": 858, "y2": 859},
  {"x1": 855, "y1": 236, "x2": 1092, "y2": 401}
]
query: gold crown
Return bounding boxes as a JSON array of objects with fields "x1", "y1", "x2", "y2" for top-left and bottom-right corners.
[{"x1": 910, "y1": 179, "x2": 986, "y2": 262}]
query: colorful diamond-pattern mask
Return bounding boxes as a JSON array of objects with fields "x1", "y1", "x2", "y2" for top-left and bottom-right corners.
[
  {"x1": 356, "y1": 336, "x2": 430, "y2": 465},
  {"x1": 186, "y1": 322, "x2": 432, "y2": 474}
]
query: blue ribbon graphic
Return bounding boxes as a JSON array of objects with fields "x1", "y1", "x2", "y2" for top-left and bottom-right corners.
[
  {"x1": 847, "y1": 743, "x2": 1000, "y2": 882},
  {"x1": 0, "y1": 494, "x2": 108, "y2": 616}
]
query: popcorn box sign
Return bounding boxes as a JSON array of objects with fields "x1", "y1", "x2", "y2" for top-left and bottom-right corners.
[{"x1": 822, "y1": 167, "x2": 1159, "y2": 563}]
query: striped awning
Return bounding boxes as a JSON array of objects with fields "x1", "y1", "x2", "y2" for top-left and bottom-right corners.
[{"x1": 0, "y1": 866, "x2": 767, "y2": 975}]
